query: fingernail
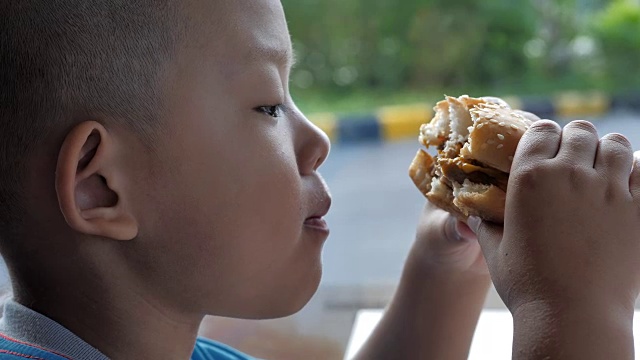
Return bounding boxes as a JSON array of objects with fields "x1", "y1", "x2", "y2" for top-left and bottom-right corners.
[
  {"x1": 467, "y1": 216, "x2": 481, "y2": 234},
  {"x1": 456, "y1": 221, "x2": 477, "y2": 241},
  {"x1": 445, "y1": 216, "x2": 465, "y2": 242}
]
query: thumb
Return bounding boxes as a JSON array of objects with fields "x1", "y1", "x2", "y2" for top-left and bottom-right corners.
[{"x1": 467, "y1": 216, "x2": 503, "y2": 257}]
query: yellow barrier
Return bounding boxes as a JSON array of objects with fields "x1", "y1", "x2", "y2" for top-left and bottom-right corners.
[
  {"x1": 306, "y1": 92, "x2": 615, "y2": 144},
  {"x1": 554, "y1": 91, "x2": 610, "y2": 118},
  {"x1": 501, "y1": 96, "x2": 523, "y2": 111},
  {"x1": 378, "y1": 104, "x2": 434, "y2": 141},
  {"x1": 308, "y1": 113, "x2": 338, "y2": 141}
]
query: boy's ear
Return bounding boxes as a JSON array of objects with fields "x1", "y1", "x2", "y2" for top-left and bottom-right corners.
[{"x1": 55, "y1": 121, "x2": 138, "y2": 241}]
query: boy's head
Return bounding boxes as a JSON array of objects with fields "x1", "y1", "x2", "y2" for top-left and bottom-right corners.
[{"x1": 0, "y1": 0, "x2": 331, "y2": 319}]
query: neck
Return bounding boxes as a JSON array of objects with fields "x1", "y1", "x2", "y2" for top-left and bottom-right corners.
[{"x1": 10, "y1": 255, "x2": 204, "y2": 360}]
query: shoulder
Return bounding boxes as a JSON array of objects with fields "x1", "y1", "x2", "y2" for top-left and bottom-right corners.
[{"x1": 191, "y1": 337, "x2": 256, "y2": 360}]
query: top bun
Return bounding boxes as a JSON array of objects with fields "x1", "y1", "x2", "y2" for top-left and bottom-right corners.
[{"x1": 461, "y1": 103, "x2": 534, "y2": 173}]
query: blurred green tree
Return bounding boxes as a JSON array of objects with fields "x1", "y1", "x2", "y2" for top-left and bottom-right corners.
[
  {"x1": 284, "y1": 0, "x2": 537, "y2": 91},
  {"x1": 591, "y1": 0, "x2": 640, "y2": 88},
  {"x1": 282, "y1": 0, "x2": 639, "y2": 112}
]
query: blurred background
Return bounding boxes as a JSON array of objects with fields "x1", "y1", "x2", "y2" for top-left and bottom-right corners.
[
  {"x1": 2, "y1": 0, "x2": 640, "y2": 359},
  {"x1": 286, "y1": 0, "x2": 640, "y2": 114},
  {"x1": 196, "y1": 1, "x2": 640, "y2": 359}
]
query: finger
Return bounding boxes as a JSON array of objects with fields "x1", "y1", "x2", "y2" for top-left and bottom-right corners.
[
  {"x1": 512, "y1": 120, "x2": 562, "y2": 167},
  {"x1": 467, "y1": 216, "x2": 503, "y2": 262},
  {"x1": 555, "y1": 120, "x2": 599, "y2": 167},
  {"x1": 595, "y1": 133, "x2": 633, "y2": 189},
  {"x1": 630, "y1": 151, "x2": 640, "y2": 200}
]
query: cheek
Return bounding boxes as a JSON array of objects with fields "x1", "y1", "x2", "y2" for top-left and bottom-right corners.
[
  {"x1": 220, "y1": 136, "x2": 303, "y2": 243},
  {"x1": 172, "y1": 121, "x2": 305, "y2": 262},
  {"x1": 226, "y1": 157, "x2": 303, "y2": 248},
  {"x1": 144, "y1": 111, "x2": 323, "y2": 313}
]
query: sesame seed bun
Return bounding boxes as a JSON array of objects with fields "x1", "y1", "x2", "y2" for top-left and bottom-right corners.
[
  {"x1": 409, "y1": 95, "x2": 540, "y2": 223},
  {"x1": 462, "y1": 103, "x2": 533, "y2": 173}
]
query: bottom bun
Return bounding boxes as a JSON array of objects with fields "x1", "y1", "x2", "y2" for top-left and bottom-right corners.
[
  {"x1": 453, "y1": 179, "x2": 506, "y2": 223},
  {"x1": 426, "y1": 178, "x2": 467, "y2": 220},
  {"x1": 408, "y1": 149, "x2": 434, "y2": 196}
]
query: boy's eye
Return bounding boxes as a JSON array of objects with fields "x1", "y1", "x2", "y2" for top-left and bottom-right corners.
[{"x1": 256, "y1": 104, "x2": 285, "y2": 118}]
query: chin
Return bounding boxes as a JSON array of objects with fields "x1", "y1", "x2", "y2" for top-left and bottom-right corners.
[{"x1": 245, "y1": 265, "x2": 323, "y2": 320}]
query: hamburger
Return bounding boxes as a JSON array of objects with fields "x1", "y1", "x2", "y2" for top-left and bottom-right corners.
[{"x1": 409, "y1": 95, "x2": 541, "y2": 223}]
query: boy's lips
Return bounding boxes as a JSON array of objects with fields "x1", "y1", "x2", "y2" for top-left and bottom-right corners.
[
  {"x1": 304, "y1": 217, "x2": 329, "y2": 233},
  {"x1": 304, "y1": 189, "x2": 332, "y2": 233}
]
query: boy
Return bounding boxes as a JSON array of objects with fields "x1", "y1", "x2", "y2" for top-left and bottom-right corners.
[{"x1": 0, "y1": 1, "x2": 639, "y2": 359}]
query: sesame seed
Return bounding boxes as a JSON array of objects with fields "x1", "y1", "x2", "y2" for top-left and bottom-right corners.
[
  {"x1": 487, "y1": 139, "x2": 496, "y2": 145},
  {"x1": 490, "y1": 119, "x2": 499, "y2": 124},
  {"x1": 477, "y1": 123, "x2": 484, "y2": 129},
  {"x1": 497, "y1": 134, "x2": 505, "y2": 140},
  {"x1": 510, "y1": 124, "x2": 519, "y2": 130},
  {"x1": 499, "y1": 122, "x2": 506, "y2": 127},
  {"x1": 497, "y1": 144, "x2": 504, "y2": 149}
]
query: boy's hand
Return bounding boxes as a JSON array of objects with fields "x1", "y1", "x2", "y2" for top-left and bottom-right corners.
[
  {"x1": 471, "y1": 120, "x2": 640, "y2": 314},
  {"x1": 355, "y1": 200, "x2": 491, "y2": 360},
  {"x1": 412, "y1": 201, "x2": 488, "y2": 277}
]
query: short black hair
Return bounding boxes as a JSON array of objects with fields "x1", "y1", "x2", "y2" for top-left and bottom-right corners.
[{"x1": 0, "y1": 1, "x2": 183, "y2": 239}]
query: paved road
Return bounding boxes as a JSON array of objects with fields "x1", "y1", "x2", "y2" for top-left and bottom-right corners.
[{"x1": 320, "y1": 110, "x2": 640, "y2": 287}]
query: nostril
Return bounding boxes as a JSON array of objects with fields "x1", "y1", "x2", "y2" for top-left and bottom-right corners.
[
  {"x1": 313, "y1": 143, "x2": 330, "y2": 171},
  {"x1": 313, "y1": 155, "x2": 325, "y2": 171}
]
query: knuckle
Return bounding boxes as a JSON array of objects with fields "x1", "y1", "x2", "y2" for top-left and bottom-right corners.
[
  {"x1": 566, "y1": 164, "x2": 593, "y2": 188},
  {"x1": 511, "y1": 163, "x2": 547, "y2": 189},
  {"x1": 567, "y1": 163, "x2": 590, "y2": 179},
  {"x1": 604, "y1": 184, "x2": 622, "y2": 204}
]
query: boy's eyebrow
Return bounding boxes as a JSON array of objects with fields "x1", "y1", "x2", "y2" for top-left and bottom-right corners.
[{"x1": 255, "y1": 45, "x2": 297, "y2": 69}]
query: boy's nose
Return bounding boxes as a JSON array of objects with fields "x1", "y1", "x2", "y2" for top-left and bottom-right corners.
[{"x1": 292, "y1": 109, "x2": 331, "y2": 175}]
